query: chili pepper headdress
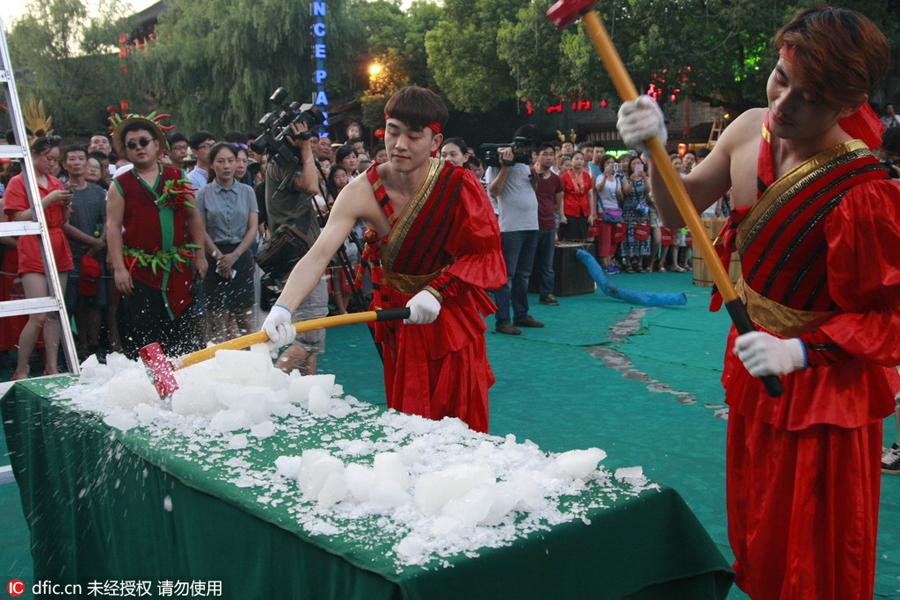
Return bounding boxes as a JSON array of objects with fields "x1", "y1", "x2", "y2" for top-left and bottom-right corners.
[{"x1": 109, "y1": 110, "x2": 173, "y2": 159}]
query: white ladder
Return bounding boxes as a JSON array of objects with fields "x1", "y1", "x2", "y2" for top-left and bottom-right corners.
[{"x1": 0, "y1": 17, "x2": 79, "y2": 376}]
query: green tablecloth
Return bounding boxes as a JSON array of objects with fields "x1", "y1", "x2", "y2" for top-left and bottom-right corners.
[{"x1": 2, "y1": 377, "x2": 733, "y2": 599}]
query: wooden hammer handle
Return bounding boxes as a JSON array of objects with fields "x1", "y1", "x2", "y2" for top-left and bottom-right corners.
[
  {"x1": 173, "y1": 307, "x2": 411, "y2": 371},
  {"x1": 581, "y1": 11, "x2": 783, "y2": 397}
]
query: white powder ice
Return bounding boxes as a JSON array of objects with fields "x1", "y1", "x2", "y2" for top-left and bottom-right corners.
[{"x1": 49, "y1": 351, "x2": 659, "y2": 571}]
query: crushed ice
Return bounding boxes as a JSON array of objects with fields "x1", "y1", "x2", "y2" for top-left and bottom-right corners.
[{"x1": 50, "y1": 349, "x2": 658, "y2": 570}]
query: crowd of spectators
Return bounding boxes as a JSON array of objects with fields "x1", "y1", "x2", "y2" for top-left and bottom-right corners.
[{"x1": 5, "y1": 104, "x2": 897, "y2": 373}]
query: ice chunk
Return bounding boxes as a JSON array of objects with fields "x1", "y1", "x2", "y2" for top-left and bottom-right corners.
[
  {"x1": 135, "y1": 403, "x2": 161, "y2": 426},
  {"x1": 317, "y1": 471, "x2": 348, "y2": 507},
  {"x1": 227, "y1": 433, "x2": 249, "y2": 450},
  {"x1": 307, "y1": 385, "x2": 332, "y2": 415},
  {"x1": 373, "y1": 452, "x2": 410, "y2": 489},
  {"x1": 442, "y1": 487, "x2": 494, "y2": 527},
  {"x1": 368, "y1": 479, "x2": 410, "y2": 509},
  {"x1": 103, "y1": 412, "x2": 137, "y2": 431},
  {"x1": 615, "y1": 466, "x2": 645, "y2": 481},
  {"x1": 345, "y1": 463, "x2": 378, "y2": 503},
  {"x1": 79, "y1": 354, "x2": 113, "y2": 385},
  {"x1": 555, "y1": 448, "x2": 607, "y2": 480},
  {"x1": 214, "y1": 349, "x2": 272, "y2": 374},
  {"x1": 395, "y1": 534, "x2": 425, "y2": 564},
  {"x1": 414, "y1": 463, "x2": 496, "y2": 516},
  {"x1": 171, "y1": 383, "x2": 219, "y2": 416},
  {"x1": 163, "y1": 495, "x2": 173, "y2": 512},
  {"x1": 328, "y1": 398, "x2": 352, "y2": 419},
  {"x1": 215, "y1": 386, "x2": 270, "y2": 423},
  {"x1": 275, "y1": 456, "x2": 303, "y2": 481},
  {"x1": 287, "y1": 374, "x2": 336, "y2": 403},
  {"x1": 209, "y1": 409, "x2": 252, "y2": 432},
  {"x1": 106, "y1": 368, "x2": 158, "y2": 410},
  {"x1": 250, "y1": 420, "x2": 275, "y2": 439},
  {"x1": 299, "y1": 449, "x2": 345, "y2": 501}
]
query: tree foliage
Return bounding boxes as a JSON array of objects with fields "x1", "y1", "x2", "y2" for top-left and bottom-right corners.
[
  {"x1": 130, "y1": 0, "x2": 368, "y2": 134},
  {"x1": 425, "y1": 0, "x2": 531, "y2": 113},
  {"x1": 8, "y1": 0, "x2": 132, "y2": 135}
]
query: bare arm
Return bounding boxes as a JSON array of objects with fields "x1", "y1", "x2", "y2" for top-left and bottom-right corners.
[
  {"x1": 184, "y1": 204, "x2": 209, "y2": 280},
  {"x1": 105, "y1": 183, "x2": 132, "y2": 294},
  {"x1": 648, "y1": 110, "x2": 761, "y2": 228},
  {"x1": 275, "y1": 176, "x2": 382, "y2": 312}
]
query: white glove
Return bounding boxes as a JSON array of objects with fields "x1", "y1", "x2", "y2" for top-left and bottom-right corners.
[
  {"x1": 733, "y1": 331, "x2": 807, "y2": 377},
  {"x1": 405, "y1": 290, "x2": 441, "y2": 325},
  {"x1": 617, "y1": 95, "x2": 667, "y2": 152},
  {"x1": 262, "y1": 304, "x2": 295, "y2": 349}
]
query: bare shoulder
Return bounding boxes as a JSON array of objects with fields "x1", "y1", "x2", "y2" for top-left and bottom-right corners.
[
  {"x1": 331, "y1": 172, "x2": 382, "y2": 225},
  {"x1": 715, "y1": 108, "x2": 765, "y2": 155}
]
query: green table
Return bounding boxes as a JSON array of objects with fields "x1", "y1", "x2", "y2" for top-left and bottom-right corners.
[{"x1": 2, "y1": 377, "x2": 733, "y2": 599}]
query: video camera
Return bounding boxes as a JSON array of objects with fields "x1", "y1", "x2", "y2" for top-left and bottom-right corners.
[
  {"x1": 250, "y1": 87, "x2": 326, "y2": 167},
  {"x1": 478, "y1": 136, "x2": 533, "y2": 168}
]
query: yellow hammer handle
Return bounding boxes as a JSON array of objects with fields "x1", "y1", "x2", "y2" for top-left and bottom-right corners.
[
  {"x1": 582, "y1": 11, "x2": 737, "y2": 303},
  {"x1": 173, "y1": 308, "x2": 409, "y2": 371}
]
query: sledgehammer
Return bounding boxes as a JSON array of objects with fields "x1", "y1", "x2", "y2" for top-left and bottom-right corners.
[
  {"x1": 547, "y1": 0, "x2": 783, "y2": 397},
  {"x1": 140, "y1": 307, "x2": 411, "y2": 398}
]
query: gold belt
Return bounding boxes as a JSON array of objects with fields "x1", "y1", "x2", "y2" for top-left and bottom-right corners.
[{"x1": 736, "y1": 277, "x2": 837, "y2": 337}]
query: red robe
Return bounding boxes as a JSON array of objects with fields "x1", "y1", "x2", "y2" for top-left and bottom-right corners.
[
  {"x1": 359, "y1": 159, "x2": 506, "y2": 432},
  {"x1": 717, "y1": 114, "x2": 900, "y2": 599}
]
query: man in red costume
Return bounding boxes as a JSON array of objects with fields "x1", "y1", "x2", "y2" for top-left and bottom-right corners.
[
  {"x1": 107, "y1": 116, "x2": 208, "y2": 359},
  {"x1": 618, "y1": 7, "x2": 900, "y2": 599},
  {"x1": 264, "y1": 86, "x2": 506, "y2": 433}
]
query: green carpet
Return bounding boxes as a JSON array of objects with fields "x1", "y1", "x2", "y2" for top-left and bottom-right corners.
[{"x1": 2, "y1": 270, "x2": 899, "y2": 599}]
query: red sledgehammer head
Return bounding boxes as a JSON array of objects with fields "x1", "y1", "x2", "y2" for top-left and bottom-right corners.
[
  {"x1": 139, "y1": 342, "x2": 179, "y2": 398},
  {"x1": 547, "y1": 0, "x2": 598, "y2": 28}
]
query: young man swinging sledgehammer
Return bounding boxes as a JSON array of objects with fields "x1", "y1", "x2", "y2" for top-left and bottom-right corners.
[
  {"x1": 618, "y1": 7, "x2": 900, "y2": 598},
  {"x1": 262, "y1": 87, "x2": 507, "y2": 433}
]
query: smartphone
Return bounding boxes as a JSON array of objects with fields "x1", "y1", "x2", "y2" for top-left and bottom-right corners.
[
  {"x1": 613, "y1": 164, "x2": 621, "y2": 173},
  {"x1": 634, "y1": 163, "x2": 644, "y2": 174}
]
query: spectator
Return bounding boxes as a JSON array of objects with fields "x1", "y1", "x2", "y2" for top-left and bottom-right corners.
[
  {"x1": 233, "y1": 145, "x2": 252, "y2": 186},
  {"x1": 439, "y1": 137, "x2": 470, "y2": 168},
  {"x1": 335, "y1": 145, "x2": 360, "y2": 180},
  {"x1": 532, "y1": 142, "x2": 564, "y2": 305},
  {"x1": 559, "y1": 150, "x2": 596, "y2": 241},
  {"x1": 264, "y1": 121, "x2": 327, "y2": 375},
  {"x1": 348, "y1": 137, "x2": 367, "y2": 156},
  {"x1": 373, "y1": 143, "x2": 388, "y2": 164},
  {"x1": 89, "y1": 133, "x2": 114, "y2": 177},
  {"x1": 555, "y1": 153, "x2": 572, "y2": 176},
  {"x1": 487, "y1": 125, "x2": 544, "y2": 336},
  {"x1": 594, "y1": 154, "x2": 622, "y2": 274},
  {"x1": 316, "y1": 134, "x2": 334, "y2": 161},
  {"x1": 167, "y1": 133, "x2": 190, "y2": 171},
  {"x1": 619, "y1": 156, "x2": 651, "y2": 273},
  {"x1": 326, "y1": 165, "x2": 349, "y2": 208},
  {"x1": 106, "y1": 116, "x2": 208, "y2": 359},
  {"x1": 683, "y1": 150, "x2": 698, "y2": 173},
  {"x1": 881, "y1": 103, "x2": 900, "y2": 128},
  {"x1": 61, "y1": 145, "x2": 108, "y2": 360},
  {"x1": 187, "y1": 131, "x2": 216, "y2": 191},
  {"x1": 580, "y1": 141, "x2": 595, "y2": 165},
  {"x1": 5, "y1": 134, "x2": 74, "y2": 379},
  {"x1": 196, "y1": 142, "x2": 258, "y2": 343},
  {"x1": 587, "y1": 143, "x2": 607, "y2": 181}
]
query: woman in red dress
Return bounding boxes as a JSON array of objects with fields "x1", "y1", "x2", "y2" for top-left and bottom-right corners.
[{"x1": 4, "y1": 134, "x2": 74, "y2": 379}]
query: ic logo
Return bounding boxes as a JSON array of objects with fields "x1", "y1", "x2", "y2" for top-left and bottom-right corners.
[{"x1": 7, "y1": 580, "x2": 24, "y2": 597}]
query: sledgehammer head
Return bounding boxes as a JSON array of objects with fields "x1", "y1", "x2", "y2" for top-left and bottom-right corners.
[
  {"x1": 547, "y1": 0, "x2": 598, "y2": 28},
  {"x1": 139, "y1": 342, "x2": 179, "y2": 399}
]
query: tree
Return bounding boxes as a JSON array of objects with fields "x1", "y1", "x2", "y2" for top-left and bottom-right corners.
[
  {"x1": 130, "y1": 0, "x2": 368, "y2": 134},
  {"x1": 452, "y1": 0, "x2": 900, "y2": 115},
  {"x1": 425, "y1": 0, "x2": 530, "y2": 113},
  {"x1": 8, "y1": 0, "x2": 132, "y2": 135},
  {"x1": 357, "y1": 0, "x2": 440, "y2": 129}
]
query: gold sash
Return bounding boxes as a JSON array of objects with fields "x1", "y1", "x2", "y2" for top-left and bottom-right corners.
[
  {"x1": 381, "y1": 158, "x2": 452, "y2": 295},
  {"x1": 733, "y1": 141, "x2": 870, "y2": 336}
]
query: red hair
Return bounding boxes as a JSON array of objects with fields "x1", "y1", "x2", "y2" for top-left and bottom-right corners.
[{"x1": 776, "y1": 7, "x2": 889, "y2": 107}]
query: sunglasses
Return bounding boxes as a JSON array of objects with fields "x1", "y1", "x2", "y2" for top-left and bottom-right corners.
[{"x1": 126, "y1": 137, "x2": 154, "y2": 150}]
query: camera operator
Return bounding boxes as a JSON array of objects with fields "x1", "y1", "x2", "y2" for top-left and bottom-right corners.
[
  {"x1": 486, "y1": 125, "x2": 545, "y2": 336},
  {"x1": 264, "y1": 121, "x2": 329, "y2": 375}
]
